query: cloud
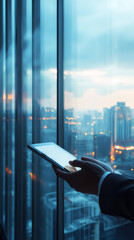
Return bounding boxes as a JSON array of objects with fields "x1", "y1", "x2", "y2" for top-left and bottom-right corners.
[
  {"x1": 64, "y1": 88, "x2": 134, "y2": 111},
  {"x1": 25, "y1": 1, "x2": 134, "y2": 113},
  {"x1": 26, "y1": 66, "x2": 134, "y2": 111},
  {"x1": 64, "y1": 67, "x2": 134, "y2": 97}
]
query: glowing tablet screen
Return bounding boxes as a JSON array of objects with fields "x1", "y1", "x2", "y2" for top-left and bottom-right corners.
[{"x1": 34, "y1": 144, "x2": 79, "y2": 172}]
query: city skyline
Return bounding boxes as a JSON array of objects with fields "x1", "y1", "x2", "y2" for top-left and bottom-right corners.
[{"x1": 3, "y1": 64, "x2": 134, "y2": 112}]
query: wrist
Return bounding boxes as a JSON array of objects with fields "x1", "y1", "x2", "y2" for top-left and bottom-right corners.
[
  {"x1": 94, "y1": 168, "x2": 106, "y2": 196},
  {"x1": 98, "y1": 171, "x2": 111, "y2": 196}
]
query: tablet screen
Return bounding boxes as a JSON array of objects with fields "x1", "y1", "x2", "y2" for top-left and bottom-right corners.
[{"x1": 34, "y1": 144, "x2": 78, "y2": 171}]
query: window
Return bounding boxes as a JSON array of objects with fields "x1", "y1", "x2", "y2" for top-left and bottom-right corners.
[
  {"x1": 0, "y1": 0, "x2": 134, "y2": 240},
  {"x1": 64, "y1": 0, "x2": 134, "y2": 239}
]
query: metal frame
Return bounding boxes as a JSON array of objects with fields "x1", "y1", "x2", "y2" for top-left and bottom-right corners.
[
  {"x1": 57, "y1": 0, "x2": 64, "y2": 239},
  {"x1": 5, "y1": 0, "x2": 14, "y2": 237},
  {"x1": 32, "y1": 1, "x2": 41, "y2": 239},
  {"x1": 15, "y1": 0, "x2": 27, "y2": 239},
  {"x1": 0, "y1": 0, "x2": 4, "y2": 225}
]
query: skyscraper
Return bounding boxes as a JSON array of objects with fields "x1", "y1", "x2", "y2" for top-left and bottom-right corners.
[{"x1": 114, "y1": 102, "x2": 131, "y2": 143}]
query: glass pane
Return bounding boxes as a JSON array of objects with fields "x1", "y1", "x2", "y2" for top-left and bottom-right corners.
[
  {"x1": 0, "y1": 0, "x2": 6, "y2": 228},
  {"x1": 25, "y1": 0, "x2": 32, "y2": 238},
  {"x1": 14, "y1": 0, "x2": 32, "y2": 239},
  {"x1": 32, "y1": 0, "x2": 57, "y2": 239},
  {"x1": 5, "y1": 0, "x2": 15, "y2": 238},
  {"x1": 64, "y1": 0, "x2": 134, "y2": 239},
  {"x1": 0, "y1": 0, "x2": 57, "y2": 239}
]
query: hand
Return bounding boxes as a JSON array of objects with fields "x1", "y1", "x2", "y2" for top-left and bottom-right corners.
[
  {"x1": 53, "y1": 158, "x2": 110, "y2": 195},
  {"x1": 81, "y1": 156, "x2": 113, "y2": 173}
]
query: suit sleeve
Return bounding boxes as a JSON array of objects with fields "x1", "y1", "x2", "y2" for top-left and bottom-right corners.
[{"x1": 99, "y1": 173, "x2": 134, "y2": 221}]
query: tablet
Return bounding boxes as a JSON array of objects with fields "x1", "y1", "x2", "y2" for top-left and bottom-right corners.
[{"x1": 27, "y1": 142, "x2": 80, "y2": 172}]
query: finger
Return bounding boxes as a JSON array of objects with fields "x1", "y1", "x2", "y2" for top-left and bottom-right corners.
[
  {"x1": 52, "y1": 166, "x2": 71, "y2": 181},
  {"x1": 64, "y1": 165, "x2": 77, "y2": 172},
  {"x1": 52, "y1": 164, "x2": 60, "y2": 173},
  {"x1": 81, "y1": 156, "x2": 112, "y2": 172},
  {"x1": 81, "y1": 156, "x2": 100, "y2": 163},
  {"x1": 69, "y1": 159, "x2": 88, "y2": 168},
  {"x1": 71, "y1": 159, "x2": 105, "y2": 174},
  {"x1": 81, "y1": 156, "x2": 104, "y2": 168},
  {"x1": 82, "y1": 161, "x2": 106, "y2": 176},
  {"x1": 52, "y1": 163, "x2": 83, "y2": 178}
]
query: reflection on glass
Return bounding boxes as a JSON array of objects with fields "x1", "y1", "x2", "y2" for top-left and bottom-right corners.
[
  {"x1": 25, "y1": 0, "x2": 32, "y2": 238},
  {"x1": 5, "y1": 0, "x2": 15, "y2": 239},
  {"x1": 31, "y1": 0, "x2": 57, "y2": 239},
  {"x1": 64, "y1": 0, "x2": 134, "y2": 239},
  {"x1": 0, "y1": 0, "x2": 6, "y2": 229}
]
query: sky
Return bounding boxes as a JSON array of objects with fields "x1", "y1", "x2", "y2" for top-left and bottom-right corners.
[
  {"x1": 63, "y1": 0, "x2": 134, "y2": 111},
  {"x1": 36, "y1": 0, "x2": 134, "y2": 111},
  {"x1": 2, "y1": 0, "x2": 134, "y2": 112}
]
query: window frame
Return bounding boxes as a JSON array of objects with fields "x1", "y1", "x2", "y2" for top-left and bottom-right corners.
[{"x1": 57, "y1": 0, "x2": 64, "y2": 239}]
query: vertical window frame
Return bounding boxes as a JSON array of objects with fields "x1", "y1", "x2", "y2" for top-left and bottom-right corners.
[
  {"x1": 15, "y1": 0, "x2": 27, "y2": 239},
  {"x1": 32, "y1": 0, "x2": 41, "y2": 240},
  {"x1": 0, "y1": 0, "x2": 4, "y2": 226},
  {"x1": 57, "y1": 0, "x2": 64, "y2": 240}
]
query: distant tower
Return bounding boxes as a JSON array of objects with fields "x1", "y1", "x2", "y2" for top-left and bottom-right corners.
[
  {"x1": 103, "y1": 108, "x2": 111, "y2": 137},
  {"x1": 114, "y1": 102, "x2": 131, "y2": 143},
  {"x1": 106, "y1": 102, "x2": 132, "y2": 162}
]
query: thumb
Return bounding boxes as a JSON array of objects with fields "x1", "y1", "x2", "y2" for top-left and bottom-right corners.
[
  {"x1": 52, "y1": 165, "x2": 70, "y2": 180},
  {"x1": 69, "y1": 159, "x2": 87, "y2": 169}
]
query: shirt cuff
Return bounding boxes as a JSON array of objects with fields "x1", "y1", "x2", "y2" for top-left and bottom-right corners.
[{"x1": 98, "y1": 172, "x2": 111, "y2": 196}]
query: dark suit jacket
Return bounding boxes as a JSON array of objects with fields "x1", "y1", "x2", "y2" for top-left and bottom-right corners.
[{"x1": 99, "y1": 173, "x2": 134, "y2": 221}]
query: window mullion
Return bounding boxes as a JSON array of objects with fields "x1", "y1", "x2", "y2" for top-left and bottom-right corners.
[
  {"x1": 57, "y1": 0, "x2": 64, "y2": 239},
  {"x1": 32, "y1": 0, "x2": 41, "y2": 240},
  {"x1": 15, "y1": 0, "x2": 27, "y2": 239},
  {"x1": 0, "y1": 0, "x2": 4, "y2": 225}
]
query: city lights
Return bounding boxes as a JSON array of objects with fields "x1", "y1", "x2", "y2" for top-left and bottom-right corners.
[
  {"x1": 8, "y1": 94, "x2": 13, "y2": 100},
  {"x1": 115, "y1": 145, "x2": 134, "y2": 151},
  {"x1": 111, "y1": 156, "x2": 115, "y2": 161},
  {"x1": 42, "y1": 117, "x2": 56, "y2": 120},
  {"x1": 92, "y1": 152, "x2": 95, "y2": 157},
  {"x1": 5, "y1": 167, "x2": 12, "y2": 175},
  {"x1": 29, "y1": 172, "x2": 36, "y2": 180},
  {"x1": 3, "y1": 93, "x2": 6, "y2": 100}
]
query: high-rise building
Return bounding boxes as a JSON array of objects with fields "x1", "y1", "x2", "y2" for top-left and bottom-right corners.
[
  {"x1": 103, "y1": 103, "x2": 132, "y2": 162},
  {"x1": 103, "y1": 108, "x2": 111, "y2": 137},
  {"x1": 103, "y1": 102, "x2": 131, "y2": 144},
  {"x1": 114, "y1": 102, "x2": 131, "y2": 143},
  {"x1": 44, "y1": 191, "x2": 100, "y2": 240},
  {"x1": 130, "y1": 109, "x2": 134, "y2": 138}
]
